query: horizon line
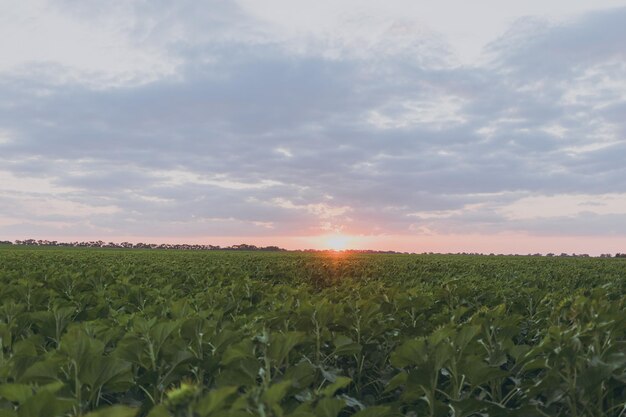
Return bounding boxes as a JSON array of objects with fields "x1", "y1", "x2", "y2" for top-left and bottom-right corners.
[{"x1": 3, "y1": 238, "x2": 625, "y2": 258}]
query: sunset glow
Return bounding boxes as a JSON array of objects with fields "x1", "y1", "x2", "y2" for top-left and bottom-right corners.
[
  {"x1": 323, "y1": 234, "x2": 352, "y2": 251},
  {"x1": 1, "y1": 1, "x2": 625, "y2": 254}
]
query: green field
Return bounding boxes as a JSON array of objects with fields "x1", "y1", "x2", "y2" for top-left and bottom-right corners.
[{"x1": 0, "y1": 248, "x2": 624, "y2": 417}]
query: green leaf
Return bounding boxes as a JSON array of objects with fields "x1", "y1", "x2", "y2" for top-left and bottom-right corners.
[
  {"x1": 19, "y1": 357, "x2": 65, "y2": 384},
  {"x1": 320, "y1": 377, "x2": 351, "y2": 397},
  {"x1": 195, "y1": 386, "x2": 239, "y2": 416},
  {"x1": 383, "y1": 372, "x2": 407, "y2": 393},
  {"x1": 449, "y1": 398, "x2": 490, "y2": 417},
  {"x1": 332, "y1": 335, "x2": 362, "y2": 357},
  {"x1": 17, "y1": 390, "x2": 74, "y2": 417},
  {"x1": 455, "y1": 325, "x2": 480, "y2": 350},
  {"x1": 283, "y1": 362, "x2": 316, "y2": 389},
  {"x1": 461, "y1": 355, "x2": 507, "y2": 385},
  {"x1": 351, "y1": 406, "x2": 392, "y2": 417},
  {"x1": 509, "y1": 344, "x2": 531, "y2": 361},
  {"x1": 37, "y1": 382, "x2": 65, "y2": 394},
  {"x1": 0, "y1": 323, "x2": 12, "y2": 350},
  {"x1": 146, "y1": 404, "x2": 172, "y2": 417},
  {"x1": 263, "y1": 380, "x2": 293, "y2": 406},
  {"x1": 314, "y1": 398, "x2": 345, "y2": 417},
  {"x1": 0, "y1": 384, "x2": 33, "y2": 404},
  {"x1": 148, "y1": 321, "x2": 180, "y2": 354},
  {"x1": 488, "y1": 404, "x2": 545, "y2": 417},
  {"x1": 83, "y1": 405, "x2": 139, "y2": 417},
  {"x1": 390, "y1": 339, "x2": 427, "y2": 367},
  {"x1": 221, "y1": 340, "x2": 255, "y2": 366},
  {"x1": 59, "y1": 327, "x2": 104, "y2": 369},
  {"x1": 81, "y1": 355, "x2": 133, "y2": 392},
  {"x1": 287, "y1": 411, "x2": 316, "y2": 417},
  {"x1": 268, "y1": 332, "x2": 306, "y2": 364},
  {"x1": 215, "y1": 357, "x2": 259, "y2": 387}
]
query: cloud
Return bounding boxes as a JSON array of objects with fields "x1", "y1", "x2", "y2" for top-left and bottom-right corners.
[{"x1": 1, "y1": 2, "x2": 625, "y2": 247}]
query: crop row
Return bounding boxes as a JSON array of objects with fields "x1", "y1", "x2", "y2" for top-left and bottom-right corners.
[{"x1": 0, "y1": 249, "x2": 624, "y2": 416}]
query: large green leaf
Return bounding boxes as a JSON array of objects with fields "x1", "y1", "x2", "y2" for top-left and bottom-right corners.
[
  {"x1": 350, "y1": 406, "x2": 392, "y2": 417},
  {"x1": 314, "y1": 398, "x2": 345, "y2": 417},
  {"x1": 195, "y1": 386, "x2": 239, "y2": 416},
  {"x1": 83, "y1": 405, "x2": 139, "y2": 417},
  {"x1": 16, "y1": 390, "x2": 74, "y2": 417},
  {"x1": 268, "y1": 332, "x2": 306, "y2": 365},
  {"x1": 0, "y1": 384, "x2": 32, "y2": 404},
  {"x1": 320, "y1": 377, "x2": 351, "y2": 397}
]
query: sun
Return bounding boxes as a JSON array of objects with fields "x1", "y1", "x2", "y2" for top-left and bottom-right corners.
[{"x1": 325, "y1": 234, "x2": 351, "y2": 251}]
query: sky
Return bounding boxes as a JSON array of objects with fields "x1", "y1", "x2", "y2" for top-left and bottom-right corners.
[{"x1": 1, "y1": 0, "x2": 626, "y2": 254}]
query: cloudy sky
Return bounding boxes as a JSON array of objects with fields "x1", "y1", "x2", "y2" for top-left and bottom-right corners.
[{"x1": 2, "y1": 0, "x2": 626, "y2": 253}]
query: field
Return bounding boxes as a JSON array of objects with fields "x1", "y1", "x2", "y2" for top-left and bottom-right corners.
[{"x1": 0, "y1": 247, "x2": 624, "y2": 417}]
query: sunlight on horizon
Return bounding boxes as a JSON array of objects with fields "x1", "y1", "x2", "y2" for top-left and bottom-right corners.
[{"x1": 308, "y1": 233, "x2": 362, "y2": 251}]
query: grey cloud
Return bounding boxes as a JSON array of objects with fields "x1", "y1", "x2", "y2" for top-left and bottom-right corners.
[
  {"x1": 488, "y1": 8, "x2": 626, "y2": 79},
  {"x1": 1, "y1": 4, "x2": 626, "y2": 241}
]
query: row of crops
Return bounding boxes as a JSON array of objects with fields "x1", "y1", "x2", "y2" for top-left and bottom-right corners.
[{"x1": 0, "y1": 248, "x2": 624, "y2": 416}]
